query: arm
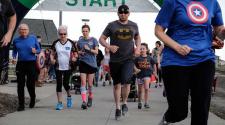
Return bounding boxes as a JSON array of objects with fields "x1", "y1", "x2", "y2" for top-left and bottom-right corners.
[
  {"x1": 35, "y1": 39, "x2": 41, "y2": 54},
  {"x1": 12, "y1": 41, "x2": 17, "y2": 59},
  {"x1": 89, "y1": 46, "x2": 99, "y2": 55},
  {"x1": 214, "y1": 25, "x2": 225, "y2": 41},
  {"x1": 50, "y1": 49, "x2": 56, "y2": 65},
  {"x1": 1, "y1": 14, "x2": 16, "y2": 47},
  {"x1": 134, "y1": 35, "x2": 141, "y2": 56},
  {"x1": 12, "y1": 41, "x2": 17, "y2": 64},
  {"x1": 154, "y1": 24, "x2": 192, "y2": 56},
  {"x1": 99, "y1": 35, "x2": 111, "y2": 49},
  {"x1": 99, "y1": 34, "x2": 118, "y2": 53}
]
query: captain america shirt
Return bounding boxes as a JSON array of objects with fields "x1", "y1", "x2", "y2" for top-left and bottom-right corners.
[{"x1": 155, "y1": 0, "x2": 224, "y2": 66}]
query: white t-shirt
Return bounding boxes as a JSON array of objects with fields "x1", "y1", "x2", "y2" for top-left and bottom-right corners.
[
  {"x1": 103, "y1": 54, "x2": 110, "y2": 65},
  {"x1": 55, "y1": 41, "x2": 72, "y2": 70}
]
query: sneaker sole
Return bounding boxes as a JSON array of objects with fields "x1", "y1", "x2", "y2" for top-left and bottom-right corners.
[{"x1": 115, "y1": 116, "x2": 121, "y2": 120}]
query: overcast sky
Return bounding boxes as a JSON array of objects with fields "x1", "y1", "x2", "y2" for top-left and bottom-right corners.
[{"x1": 25, "y1": 0, "x2": 225, "y2": 60}]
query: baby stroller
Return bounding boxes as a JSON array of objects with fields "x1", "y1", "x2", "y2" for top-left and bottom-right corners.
[
  {"x1": 70, "y1": 62, "x2": 81, "y2": 94},
  {"x1": 102, "y1": 65, "x2": 112, "y2": 86},
  {"x1": 128, "y1": 74, "x2": 138, "y2": 102}
]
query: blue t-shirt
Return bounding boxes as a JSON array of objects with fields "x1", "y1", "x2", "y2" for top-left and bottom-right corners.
[
  {"x1": 77, "y1": 37, "x2": 98, "y2": 68},
  {"x1": 135, "y1": 55, "x2": 155, "y2": 78},
  {"x1": 12, "y1": 35, "x2": 41, "y2": 61},
  {"x1": 155, "y1": 0, "x2": 224, "y2": 66}
]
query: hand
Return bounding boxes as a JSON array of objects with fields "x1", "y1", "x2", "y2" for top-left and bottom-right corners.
[
  {"x1": 51, "y1": 59, "x2": 56, "y2": 65},
  {"x1": 212, "y1": 36, "x2": 224, "y2": 49},
  {"x1": 109, "y1": 45, "x2": 119, "y2": 53},
  {"x1": 175, "y1": 45, "x2": 192, "y2": 56},
  {"x1": 84, "y1": 44, "x2": 90, "y2": 51},
  {"x1": 31, "y1": 47, "x2": 37, "y2": 54},
  {"x1": 158, "y1": 63, "x2": 161, "y2": 69},
  {"x1": 1, "y1": 32, "x2": 12, "y2": 47},
  {"x1": 12, "y1": 59, "x2": 17, "y2": 65},
  {"x1": 78, "y1": 50, "x2": 85, "y2": 55},
  {"x1": 134, "y1": 47, "x2": 140, "y2": 57},
  {"x1": 217, "y1": 28, "x2": 225, "y2": 41}
]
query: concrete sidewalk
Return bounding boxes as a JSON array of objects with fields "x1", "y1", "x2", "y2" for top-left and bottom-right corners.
[{"x1": 0, "y1": 83, "x2": 225, "y2": 125}]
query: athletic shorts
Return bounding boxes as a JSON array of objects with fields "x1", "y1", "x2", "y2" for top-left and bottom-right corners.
[
  {"x1": 109, "y1": 59, "x2": 134, "y2": 85},
  {"x1": 79, "y1": 61, "x2": 97, "y2": 74}
]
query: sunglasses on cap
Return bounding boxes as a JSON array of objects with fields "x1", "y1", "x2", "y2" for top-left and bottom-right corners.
[{"x1": 118, "y1": 11, "x2": 129, "y2": 14}]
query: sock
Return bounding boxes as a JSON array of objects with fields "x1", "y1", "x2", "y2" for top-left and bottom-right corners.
[
  {"x1": 88, "y1": 86, "x2": 93, "y2": 99},
  {"x1": 80, "y1": 86, "x2": 87, "y2": 102}
]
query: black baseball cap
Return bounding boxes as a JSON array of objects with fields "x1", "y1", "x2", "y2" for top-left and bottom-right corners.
[{"x1": 118, "y1": 4, "x2": 129, "y2": 13}]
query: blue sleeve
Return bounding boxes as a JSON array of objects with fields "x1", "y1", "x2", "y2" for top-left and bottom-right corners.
[
  {"x1": 211, "y1": 1, "x2": 224, "y2": 26},
  {"x1": 93, "y1": 38, "x2": 99, "y2": 47},
  {"x1": 35, "y1": 37, "x2": 41, "y2": 54},
  {"x1": 12, "y1": 40, "x2": 17, "y2": 59},
  {"x1": 155, "y1": 0, "x2": 176, "y2": 28}
]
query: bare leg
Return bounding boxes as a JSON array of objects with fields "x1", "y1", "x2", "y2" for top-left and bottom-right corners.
[
  {"x1": 122, "y1": 84, "x2": 130, "y2": 104},
  {"x1": 114, "y1": 84, "x2": 121, "y2": 109}
]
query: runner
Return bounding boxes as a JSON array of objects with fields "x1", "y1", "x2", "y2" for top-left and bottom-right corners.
[
  {"x1": 50, "y1": 25, "x2": 77, "y2": 110},
  {"x1": 155, "y1": 0, "x2": 225, "y2": 124},
  {"x1": 135, "y1": 43, "x2": 156, "y2": 109},
  {"x1": 77, "y1": 24, "x2": 98, "y2": 109},
  {"x1": 99, "y1": 4, "x2": 141, "y2": 120},
  {"x1": 12, "y1": 23, "x2": 40, "y2": 111}
]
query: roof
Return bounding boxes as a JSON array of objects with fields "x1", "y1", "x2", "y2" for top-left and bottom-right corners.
[
  {"x1": 13, "y1": 19, "x2": 58, "y2": 46},
  {"x1": 34, "y1": 0, "x2": 159, "y2": 12}
]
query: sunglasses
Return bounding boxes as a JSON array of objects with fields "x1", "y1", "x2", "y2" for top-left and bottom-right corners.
[
  {"x1": 119, "y1": 11, "x2": 129, "y2": 14},
  {"x1": 59, "y1": 33, "x2": 67, "y2": 36}
]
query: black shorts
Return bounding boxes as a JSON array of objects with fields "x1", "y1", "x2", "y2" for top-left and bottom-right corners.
[
  {"x1": 109, "y1": 59, "x2": 134, "y2": 85},
  {"x1": 79, "y1": 61, "x2": 97, "y2": 74}
]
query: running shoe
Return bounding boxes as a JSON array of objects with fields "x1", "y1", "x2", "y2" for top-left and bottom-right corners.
[
  {"x1": 121, "y1": 104, "x2": 128, "y2": 116},
  {"x1": 56, "y1": 102, "x2": 63, "y2": 110},
  {"x1": 67, "y1": 97, "x2": 73, "y2": 108},
  {"x1": 17, "y1": 106, "x2": 25, "y2": 111},
  {"x1": 81, "y1": 101, "x2": 87, "y2": 109},
  {"x1": 87, "y1": 97, "x2": 92, "y2": 107},
  {"x1": 138, "y1": 102, "x2": 142, "y2": 109},
  {"x1": 158, "y1": 116, "x2": 171, "y2": 125},
  {"x1": 144, "y1": 103, "x2": 150, "y2": 109},
  {"x1": 115, "y1": 109, "x2": 121, "y2": 120}
]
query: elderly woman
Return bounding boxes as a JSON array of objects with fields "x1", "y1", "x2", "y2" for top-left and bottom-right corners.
[{"x1": 50, "y1": 25, "x2": 77, "y2": 110}]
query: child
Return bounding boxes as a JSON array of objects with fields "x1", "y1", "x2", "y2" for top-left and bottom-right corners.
[{"x1": 135, "y1": 43, "x2": 156, "y2": 109}]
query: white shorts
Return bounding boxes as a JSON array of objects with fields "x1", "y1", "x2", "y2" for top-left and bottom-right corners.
[{"x1": 136, "y1": 77, "x2": 150, "y2": 85}]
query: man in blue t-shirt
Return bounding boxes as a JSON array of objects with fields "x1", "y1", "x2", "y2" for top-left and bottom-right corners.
[
  {"x1": 12, "y1": 23, "x2": 41, "y2": 111},
  {"x1": 155, "y1": 0, "x2": 225, "y2": 125}
]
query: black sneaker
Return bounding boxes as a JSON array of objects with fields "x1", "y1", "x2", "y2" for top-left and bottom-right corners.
[
  {"x1": 138, "y1": 102, "x2": 142, "y2": 109},
  {"x1": 144, "y1": 103, "x2": 150, "y2": 109},
  {"x1": 81, "y1": 101, "x2": 87, "y2": 109},
  {"x1": 121, "y1": 104, "x2": 128, "y2": 116},
  {"x1": 115, "y1": 109, "x2": 121, "y2": 120},
  {"x1": 87, "y1": 98, "x2": 92, "y2": 107},
  {"x1": 158, "y1": 116, "x2": 171, "y2": 125},
  {"x1": 17, "y1": 106, "x2": 25, "y2": 111},
  {"x1": 29, "y1": 97, "x2": 36, "y2": 108}
]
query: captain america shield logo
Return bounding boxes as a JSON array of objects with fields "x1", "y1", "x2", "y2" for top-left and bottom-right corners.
[{"x1": 187, "y1": 2, "x2": 208, "y2": 24}]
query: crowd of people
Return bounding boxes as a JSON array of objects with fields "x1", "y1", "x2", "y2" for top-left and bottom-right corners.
[{"x1": 1, "y1": 0, "x2": 225, "y2": 125}]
